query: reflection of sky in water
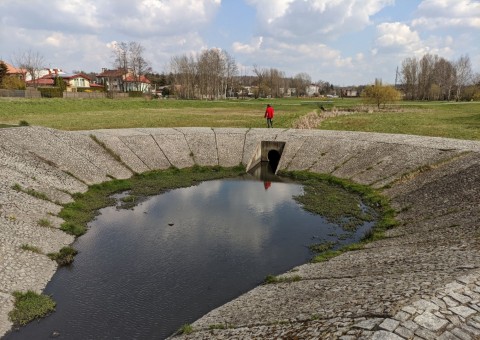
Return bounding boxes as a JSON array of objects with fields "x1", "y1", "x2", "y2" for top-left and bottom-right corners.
[
  {"x1": 99, "y1": 179, "x2": 306, "y2": 255},
  {"x1": 6, "y1": 179, "x2": 372, "y2": 340}
]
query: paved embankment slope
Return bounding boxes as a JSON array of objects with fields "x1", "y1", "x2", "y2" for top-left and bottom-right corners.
[{"x1": 0, "y1": 126, "x2": 479, "y2": 339}]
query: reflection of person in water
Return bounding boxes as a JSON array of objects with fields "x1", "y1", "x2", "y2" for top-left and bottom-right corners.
[{"x1": 264, "y1": 181, "x2": 271, "y2": 190}]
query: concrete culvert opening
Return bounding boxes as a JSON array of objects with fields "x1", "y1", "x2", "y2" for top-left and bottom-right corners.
[
  {"x1": 246, "y1": 141, "x2": 286, "y2": 178},
  {"x1": 267, "y1": 149, "x2": 281, "y2": 173}
]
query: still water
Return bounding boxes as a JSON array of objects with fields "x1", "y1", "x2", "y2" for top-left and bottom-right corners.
[{"x1": 6, "y1": 177, "x2": 373, "y2": 339}]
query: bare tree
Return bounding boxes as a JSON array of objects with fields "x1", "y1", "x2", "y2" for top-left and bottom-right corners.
[
  {"x1": 112, "y1": 42, "x2": 129, "y2": 71},
  {"x1": 14, "y1": 49, "x2": 44, "y2": 88},
  {"x1": 454, "y1": 55, "x2": 473, "y2": 101},
  {"x1": 292, "y1": 73, "x2": 311, "y2": 97},
  {"x1": 170, "y1": 54, "x2": 197, "y2": 99},
  {"x1": 432, "y1": 57, "x2": 455, "y2": 100},
  {"x1": 128, "y1": 42, "x2": 151, "y2": 92},
  {"x1": 401, "y1": 57, "x2": 418, "y2": 100},
  {"x1": 111, "y1": 41, "x2": 151, "y2": 92}
]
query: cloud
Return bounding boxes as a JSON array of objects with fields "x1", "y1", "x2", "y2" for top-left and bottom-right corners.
[
  {"x1": 413, "y1": 0, "x2": 480, "y2": 29},
  {"x1": 233, "y1": 37, "x2": 264, "y2": 54},
  {"x1": 374, "y1": 22, "x2": 423, "y2": 54},
  {"x1": 246, "y1": 0, "x2": 394, "y2": 40}
]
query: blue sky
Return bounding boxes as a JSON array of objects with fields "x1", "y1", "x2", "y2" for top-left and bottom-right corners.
[{"x1": 1, "y1": 0, "x2": 479, "y2": 85}]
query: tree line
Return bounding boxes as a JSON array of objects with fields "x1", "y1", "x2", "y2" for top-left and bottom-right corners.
[
  {"x1": 399, "y1": 54, "x2": 479, "y2": 101},
  {"x1": 168, "y1": 48, "x2": 337, "y2": 99},
  {"x1": 2, "y1": 44, "x2": 479, "y2": 102}
]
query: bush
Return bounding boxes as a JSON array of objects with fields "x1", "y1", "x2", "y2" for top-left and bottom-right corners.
[
  {"x1": 128, "y1": 91, "x2": 143, "y2": 98},
  {"x1": 38, "y1": 87, "x2": 63, "y2": 98}
]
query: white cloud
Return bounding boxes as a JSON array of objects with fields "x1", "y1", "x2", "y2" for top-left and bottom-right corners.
[
  {"x1": 413, "y1": 0, "x2": 480, "y2": 29},
  {"x1": 375, "y1": 22, "x2": 422, "y2": 52},
  {"x1": 246, "y1": 0, "x2": 394, "y2": 40},
  {"x1": 233, "y1": 37, "x2": 264, "y2": 54}
]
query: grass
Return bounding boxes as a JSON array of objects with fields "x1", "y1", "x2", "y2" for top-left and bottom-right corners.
[
  {"x1": 320, "y1": 100, "x2": 480, "y2": 140},
  {"x1": 47, "y1": 246, "x2": 78, "y2": 266},
  {"x1": 8, "y1": 291, "x2": 56, "y2": 326},
  {"x1": 20, "y1": 244, "x2": 42, "y2": 254},
  {"x1": 176, "y1": 324, "x2": 193, "y2": 335},
  {"x1": 0, "y1": 97, "x2": 309, "y2": 130},
  {"x1": 0, "y1": 97, "x2": 478, "y2": 140},
  {"x1": 264, "y1": 274, "x2": 302, "y2": 284},
  {"x1": 11, "y1": 183, "x2": 51, "y2": 202},
  {"x1": 38, "y1": 218, "x2": 53, "y2": 228},
  {"x1": 280, "y1": 170, "x2": 397, "y2": 263},
  {"x1": 280, "y1": 171, "x2": 378, "y2": 231}
]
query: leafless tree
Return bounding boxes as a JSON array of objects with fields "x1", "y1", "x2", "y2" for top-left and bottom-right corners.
[
  {"x1": 170, "y1": 54, "x2": 197, "y2": 99},
  {"x1": 112, "y1": 42, "x2": 129, "y2": 71},
  {"x1": 128, "y1": 42, "x2": 152, "y2": 91},
  {"x1": 454, "y1": 55, "x2": 473, "y2": 101},
  {"x1": 13, "y1": 49, "x2": 44, "y2": 88},
  {"x1": 401, "y1": 57, "x2": 418, "y2": 100},
  {"x1": 432, "y1": 57, "x2": 455, "y2": 101},
  {"x1": 291, "y1": 73, "x2": 311, "y2": 97},
  {"x1": 111, "y1": 41, "x2": 151, "y2": 92}
]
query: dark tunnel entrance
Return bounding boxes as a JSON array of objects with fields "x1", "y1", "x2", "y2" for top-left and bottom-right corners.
[{"x1": 268, "y1": 149, "x2": 281, "y2": 173}]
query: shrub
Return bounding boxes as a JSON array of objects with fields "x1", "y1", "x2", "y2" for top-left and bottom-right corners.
[{"x1": 38, "y1": 87, "x2": 63, "y2": 98}]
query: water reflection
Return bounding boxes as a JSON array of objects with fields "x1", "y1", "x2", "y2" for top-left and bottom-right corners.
[{"x1": 5, "y1": 177, "x2": 372, "y2": 340}]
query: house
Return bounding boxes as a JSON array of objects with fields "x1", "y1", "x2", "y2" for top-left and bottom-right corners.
[
  {"x1": 306, "y1": 84, "x2": 320, "y2": 97},
  {"x1": 25, "y1": 69, "x2": 95, "y2": 91},
  {"x1": 97, "y1": 68, "x2": 151, "y2": 93},
  {"x1": 1, "y1": 61, "x2": 26, "y2": 81}
]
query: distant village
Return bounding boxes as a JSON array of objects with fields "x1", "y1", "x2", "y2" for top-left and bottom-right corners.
[{"x1": 0, "y1": 59, "x2": 357, "y2": 100}]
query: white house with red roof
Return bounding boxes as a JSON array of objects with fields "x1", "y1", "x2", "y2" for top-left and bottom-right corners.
[{"x1": 97, "y1": 68, "x2": 151, "y2": 93}]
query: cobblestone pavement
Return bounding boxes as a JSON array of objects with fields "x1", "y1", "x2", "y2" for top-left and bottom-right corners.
[{"x1": 0, "y1": 127, "x2": 479, "y2": 339}]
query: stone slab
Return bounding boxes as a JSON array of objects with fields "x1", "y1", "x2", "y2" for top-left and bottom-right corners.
[
  {"x1": 85, "y1": 131, "x2": 150, "y2": 174},
  {"x1": 119, "y1": 135, "x2": 171, "y2": 170}
]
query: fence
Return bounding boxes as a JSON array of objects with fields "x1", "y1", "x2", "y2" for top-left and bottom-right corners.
[{"x1": 0, "y1": 88, "x2": 41, "y2": 98}]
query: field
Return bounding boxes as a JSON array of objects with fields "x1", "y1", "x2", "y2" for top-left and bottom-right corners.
[{"x1": 0, "y1": 97, "x2": 479, "y2": 140}]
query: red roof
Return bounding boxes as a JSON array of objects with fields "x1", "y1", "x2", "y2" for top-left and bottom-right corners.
[
  {"x1": 25, "y1": 78, "x2": 54, "y2": 86},
  {"x1": 97, "y1": 69, "x2": 127, "y2": 77},
  {"x1": 124, "y1": 74, "x2": 151, "y2": 83},
  {"x1": 1, "y1": 61, "x2": 25, "y2": 75}
]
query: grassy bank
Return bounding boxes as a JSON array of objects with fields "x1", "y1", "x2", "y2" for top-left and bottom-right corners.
[
  {"x1": 0, "y1": 97, "x2": 478, "y2": 140},
  {"x1": 320, "y1": 101, "x2": 480, "y2": 140},
  {"x1": 0, "y1": 98, "x2": 309, "y2": 130}
]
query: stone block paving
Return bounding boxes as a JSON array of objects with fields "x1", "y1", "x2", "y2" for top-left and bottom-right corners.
[{"x1": 0, "y1": 126, "x2": 479, "y2": 339}]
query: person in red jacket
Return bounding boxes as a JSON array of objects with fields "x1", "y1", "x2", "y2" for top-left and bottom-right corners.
[{"x1": 264, "y1": 104, "x2": 274, "y2": 128}]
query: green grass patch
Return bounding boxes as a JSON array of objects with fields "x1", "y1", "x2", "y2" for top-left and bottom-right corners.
[
  {"x1": 11, "y1": 183, "x2": 50, "y2": 201},
  {"x1": 279, "y1": 170, "x2": 397, "y2": 263},
  {"x1": 320, "y1": 101, "x2": 480, "y2": 140},
  {"x1": 176, "y1": 324, "x2": 193, "y2": 335},
  {"x1": 37, "y1": 218, "x2": 53, "y2": 228},
  {"x1": 8, "y1": 291, "x2": 56, "y2": 326},
  {"x1": 20, "y1": 244, "x2": 42, "y2": 254},
  {"x1": 0, "y1": 98, "x2": 478, "y2": 140},
  {"x1": 47, "y1": 246, "x2": 78, "y2": 266},
  {"x1": 308, "y1": 241, "x2": 336, "y2": 253},
  {"x1": 0, "y1": 97, "x2": 310, "y2": 131},
  {"x1": 263, "y1": 274, "x2": 302, "y2": 284},
  {"x1": 279, "y1": 171, "x2": 377, "y2": 231}
]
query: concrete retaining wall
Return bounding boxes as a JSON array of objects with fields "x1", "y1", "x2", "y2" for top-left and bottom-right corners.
[{"x1": 0, "y1": 126, "x2": 479, "y2": 339}]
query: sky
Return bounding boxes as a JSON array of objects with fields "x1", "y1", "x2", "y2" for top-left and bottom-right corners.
[{"x1": 0, "y1": 0, "x2": 479, "y2": 85}]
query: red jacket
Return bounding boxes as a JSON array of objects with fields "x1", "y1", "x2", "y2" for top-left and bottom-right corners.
[{"x1": 265, "y1": 106, "x2": 274, "y2": 119}]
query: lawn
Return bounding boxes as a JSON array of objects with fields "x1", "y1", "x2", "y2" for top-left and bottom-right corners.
[
  {"x1": 0, "y1": 97, "x2": 479, "y2": 140},
  {"x1": 0, "y1": 97, "x2": 311, "y2": 130}
]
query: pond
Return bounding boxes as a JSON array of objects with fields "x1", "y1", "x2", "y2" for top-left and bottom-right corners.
[{"x1": 5, "y1": 175, "x2": 374, "y2": 339}]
